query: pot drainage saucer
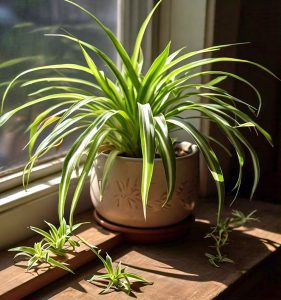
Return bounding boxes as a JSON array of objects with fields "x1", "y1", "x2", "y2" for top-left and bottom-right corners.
[{"x1": 93, "y1": 210, "x2": 195, "y2": 244}]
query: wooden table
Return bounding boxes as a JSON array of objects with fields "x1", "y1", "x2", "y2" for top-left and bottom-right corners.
[{"x1": 27, "y1": 200, "x2": 281, "y2": 300}]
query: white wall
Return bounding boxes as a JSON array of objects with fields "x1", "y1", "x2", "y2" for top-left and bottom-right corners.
[
  {"x1": 170, "y1": 0, "x2": 207, "y2": 52},
  {"x1": 159, "y1": 0, "x2": 207, "y2": 137}
]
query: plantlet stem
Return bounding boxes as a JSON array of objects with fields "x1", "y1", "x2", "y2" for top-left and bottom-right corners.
[{"x1": 206, "y1": 210, "x2": 258, "y2": 267}]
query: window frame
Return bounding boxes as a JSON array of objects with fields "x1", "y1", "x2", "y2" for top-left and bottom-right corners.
[{"x1": 0, "y1": 156, "x2": 64, "y2": 193}]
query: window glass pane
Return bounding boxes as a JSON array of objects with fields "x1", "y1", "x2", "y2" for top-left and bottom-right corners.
[{"x1": 0, "y1": 0, "x2": 118, "y2": 175}]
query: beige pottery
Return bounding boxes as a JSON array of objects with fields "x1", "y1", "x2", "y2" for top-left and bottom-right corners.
[{"x1": 90, "y1": 146, "x2": 199, "y2": 228}]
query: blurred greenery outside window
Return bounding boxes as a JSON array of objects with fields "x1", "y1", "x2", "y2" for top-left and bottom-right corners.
[{"x1": 0, "y1": 0, "x2": 118, "y2": 175}]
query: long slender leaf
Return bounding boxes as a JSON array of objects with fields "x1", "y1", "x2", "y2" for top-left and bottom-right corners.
[
  {"x1": 138, "y1": 103, "x2": 155, "y2": 218},
  {"x1": 131, "y1": 0, "x2": 162, "y2": 69},
  {"x1": 164, "y1": 57, "x2": 280, "y2": 87},
  {"x1": 167, "y1": 117, "x2": 225, "y2": 223},
  {"x1": 1, "y1": 64, "x2": 92, "y2": 112},
  {"x1": 27, "y1": 112, "x2": 63, "y2": 157},
  {"x1": 0, "y1": 93, "x2": 84, "y2": 127},
  {"x1": 69, "y1": 129, "x2": 111, "y2": 227},
  {"x1": 46, "y1": 34, "x2": 132, "y2": 103},
  {"x1": 47, "y1": 257, "x2": 74, "y2": 274},
  {"x1": 100, "y1": 149, "x2": 120, "y2": 197},
  {"x1": 22, "y1": 76, "x2": 101, "y2": 91},
  {"x1": 154, "y1": 115, "x2": 176, "y2": 205},
  {"x1": 64, "y1": 0, "x2": 140, "y2": 89},
  {"x1": 185, "y1": 70, "x2": 263, "y2": 114},
  {"x1": 26, "y1": 101, "x2": 74, "y2": 156},
  {"x1": 59, "y1": 111, "x2": 118, "y2": 222},
  {"x1": 234, "y1": 130, "x2": 260, "y2": 199},
  {"x1": 80, "y1": 45, "x2": 120, "y2": 105},
  {"x1": 138, "y1": 42, "x2": 171, "y2": 104}
]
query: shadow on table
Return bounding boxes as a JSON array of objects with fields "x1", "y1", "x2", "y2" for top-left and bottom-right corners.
[
  {"x1": 121, "y1": 220, "x2": 280, "y2": 284},
  {"x1": 28, "y1": 218, "x2": 281, "y2": 299}
]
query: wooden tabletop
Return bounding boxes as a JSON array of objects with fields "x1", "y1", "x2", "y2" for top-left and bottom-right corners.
[
  {"x1": 29, "y1": 200, "x2": 281, "y2": 300},
  {"x1": 0, "y1": 212, "x2": 123, "y2": 300}
]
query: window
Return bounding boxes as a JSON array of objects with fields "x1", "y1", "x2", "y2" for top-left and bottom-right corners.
[
  {"x1": 0, "y1": 0, "x2": 119, "y2": 176},
  {"x1": 0, "y1": 0, "x2": 155, "y2": 249}
]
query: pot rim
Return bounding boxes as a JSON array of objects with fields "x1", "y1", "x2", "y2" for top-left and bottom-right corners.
[{"x1": 98, "y1": 143, "x2": 199, "y2": 162}]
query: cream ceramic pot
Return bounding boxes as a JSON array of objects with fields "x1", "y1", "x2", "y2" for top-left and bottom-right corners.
[{"x1": 90, "y1": 145, "x2": 199, "y2": 228}]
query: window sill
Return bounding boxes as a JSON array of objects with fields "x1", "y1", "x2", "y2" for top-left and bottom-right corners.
[
  {"x1": 0, "y1": 157, "x2": 65, "y2": 193},
  {"x1": 0, "y1": 171, "x2": 64, "y2": 213},
  {"x1": 1, "y1": 200, "x2": 281, "y2": 299},
  {"x1": 0, "y1": 210, "x2": 124, "y2": 300}
]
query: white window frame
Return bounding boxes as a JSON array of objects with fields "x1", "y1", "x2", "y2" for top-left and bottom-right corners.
[{"x1": 0, "y1": 156, "x2": 64, "y2": 193}]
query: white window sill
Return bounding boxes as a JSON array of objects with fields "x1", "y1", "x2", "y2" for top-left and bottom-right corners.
[
  {"x1": 0, "y1": 172, "x2": 63, "y2": 213},
  {"x1": 0, "y1": 157, "x2": 65, "y2": 193}
]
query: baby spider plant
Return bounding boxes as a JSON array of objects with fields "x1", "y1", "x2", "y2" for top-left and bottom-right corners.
[
  {"x1": 9, "y1": 241, "x2": 73, "y2": 273},
  {"x1": 205, "y1": 210, "x2": 258, "y2": 267},
  {"x1": 29, "y1": 219, "x2": 84, "y2": 256},
  {"x1": 79, "y1": 236, "x2": 152, "y2": 295},
  {"x1": 9, "y1": 219, "x2": 85, "y2": 272}
]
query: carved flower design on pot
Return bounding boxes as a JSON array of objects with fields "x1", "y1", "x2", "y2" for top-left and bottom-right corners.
[
  {"x1": 114, "y1": 178, "x2": 141, "y2": 209},
  {"x1": 147, "y1": 179, "x2": 196, "y2": 212},
  {"x1": 148, "y1": 191, "x2": 172, "y2": 212},
  {"x1": 112, "y1": 176, "x2": 197, "y2": 212}
]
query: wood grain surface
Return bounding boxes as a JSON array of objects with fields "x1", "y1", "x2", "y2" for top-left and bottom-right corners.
[
  {"x1": 29, "y1": 200, "x2": 281, "y2": 300},
  {"x1": 0, "y1": 211, "x2": 123, "y2": 300}
]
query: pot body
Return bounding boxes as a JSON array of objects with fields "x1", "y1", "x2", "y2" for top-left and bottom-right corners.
[{"x1": 90, "y1": 146, "x2": 199, "y2": 228}]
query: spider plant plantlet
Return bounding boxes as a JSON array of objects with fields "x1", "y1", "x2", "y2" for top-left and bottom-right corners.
[
  {"x1": 79, "y1": 236, "x2": 153, "y2": 294},
  {"x1": 9, "y1": 241, "x2": 74, "y2": 273},
  {"x1": 8, "y1": 219, "x2": 85, "y2": 272},
  {"x1": 205, "y1": 210, "x2": 258, "y2": 267},
  {"x1": 0, "y1": 0, "x2": 278, "y2": 256},
  {"x1": 29, "y1": 219, "x2": 84, "y2": 256}
]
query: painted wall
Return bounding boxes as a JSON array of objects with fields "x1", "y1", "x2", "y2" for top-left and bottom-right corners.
[{"x1": 158, "y1": 0, "x2": 207, "y2": 135}]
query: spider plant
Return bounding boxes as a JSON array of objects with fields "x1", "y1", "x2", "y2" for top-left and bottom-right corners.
[
  {"x1": 9, "y1": 241, "x2": 73, "y2": 273},
  {"x1": 0, "y1": 0, "x2": 277, "y2": 230},
  {"x1": 29, "y1": 219, "x2": 83, "y2": 256},
  {"x1": 8, "y1": 219, "x2": 84, "y2": 272},
  {"x1": 205, "y1": 210, "x2": 258, "y2": 267},
  {"x1": 79, "y1": 236, "x2": 152, "y2": 294}
]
